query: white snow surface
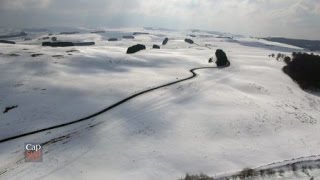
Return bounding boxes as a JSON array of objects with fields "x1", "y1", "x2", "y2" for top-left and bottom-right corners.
[{"x1": 0, "y1": 28, "x2": 319, "y2": 180}]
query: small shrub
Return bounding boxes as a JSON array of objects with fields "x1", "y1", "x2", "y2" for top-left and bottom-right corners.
[
  {"x1": 284, "y1": 56, "x2": 291, "y2": 64},
  {"x1": 238, "y1": 168, "x2": 258, "y2": 179},
  {"x1": 269, "y1": 53, "x2": 275, "y2": 58},
  {"x1": 278, "y1": 169, "x2": 285, "y2": 176},
  {"x1": 291, "y1": 164, "x2": 298, "y2": 172},
  {"x1": 259, "y1": 169, "x2": 266, "y2": 177},
  {"x1": 276, "y1": 53, "x2": 287, "y2": 61},
  {"x1": 266, "y1": 169, "x2": 276, "y2": 177},
  {"x1": 180, "y1": 173, "x2": 214, "y2": 180}
]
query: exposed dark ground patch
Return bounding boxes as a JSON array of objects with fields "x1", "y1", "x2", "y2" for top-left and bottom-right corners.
[{"x1": 41, "y1": 134, "x2": 72, "y2": 146}]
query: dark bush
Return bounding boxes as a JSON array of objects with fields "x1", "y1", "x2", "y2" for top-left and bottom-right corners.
[
  {"x1": 0, "y1": 40, "x2": 15, "y2": 44},
  {"x1": 133, "y1": 32, "x2": 149, "y2": 35},
  {"x1": 259, "y1": 169, "x2": 266, "y2": 176},
  {"x1": 185, "y1": 39, "x2": 194, "y2": 44},
  {"x1": 266, "y1": 169, "x2": 276, "y2": 177},
  {"x1": 31, "y1": 54, "x2": 43, "y2": 57},
  {"x1": 291, "y1": 164, "x2": 298, "y2": 172},
  {"x1": 283, "y1": 52, "x2": 320, "y2": 90},
  {"x1": 153, "y1": 44, "x2": 160, "y2": 49},
  {"x1": 60, "y1": 31, "x2": 79, "y2": 35},
  {"x1": 284, "y1": 56, "x2": 291, "y2": 64},
  {"x1": 108, "y1": 38, "x2": 118, "y2": 41},
  {"x1": 278, "y1": 169, "x2": 285, "y2": 176},
  {"x1": 73, "y1": 42, "x2": 95, "y2": 46},
  {"x1": 162, "y1": 37, "x2": 169, "y2": 45},
  {"x1": 91, "y1": 30, "x2": 106, "y2": 34},
  {"x1": 276, "y1": 53, "x2": 287, "y2": 61},
  {"x1": 238, "y1": 168, "x2": 258, "y2": 179},
  {"x1": 43, "y1": 42, "x2": 95, "y2": 47},
  {"x1": 126, "y1": 44, "x2": 146, "y2": 54},
  {"x1": 42, "y1": 42, "x2": 74, "y2": 47},
  {"x1": 123, "y1": 35, "x2": 135, "y2": 39},
  {"x1": 180, "y1": 173, "x2": 214, "y2": 180},
  {"x1": 215, "y1": 49, "x2": 230, "y2": 67}
]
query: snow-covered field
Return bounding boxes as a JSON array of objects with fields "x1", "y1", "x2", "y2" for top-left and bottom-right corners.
[{"x1": 0, "y1": 28, "x2": 319, "y2": 180}]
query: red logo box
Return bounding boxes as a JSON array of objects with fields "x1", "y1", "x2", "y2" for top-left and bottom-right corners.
[{"x1": 24, "y1": 143, "x2": 43, "y2": 162}]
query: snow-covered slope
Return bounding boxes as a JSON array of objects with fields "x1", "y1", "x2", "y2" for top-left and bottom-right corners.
[{"x1": 0, "y1": 28, "x2": 319, "y2": 180}]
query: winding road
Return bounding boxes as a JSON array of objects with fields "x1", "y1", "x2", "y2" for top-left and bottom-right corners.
[{"x1": 0, "y1": 64, "x2": 229, "y2": 143}]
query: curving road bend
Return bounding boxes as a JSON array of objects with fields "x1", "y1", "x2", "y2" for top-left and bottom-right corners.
[{"x1": 0, "y1": 64, "x2": 229, "y2": 143}]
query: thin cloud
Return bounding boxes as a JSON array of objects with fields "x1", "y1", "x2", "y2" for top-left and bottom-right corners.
[{"x1": 0, "y1": 0, "x2": 319, "y2": 39}]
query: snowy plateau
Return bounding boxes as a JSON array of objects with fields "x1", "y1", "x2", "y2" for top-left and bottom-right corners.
[{"x1": 0, "y1": 27, "x2": 319, "y2": 180}]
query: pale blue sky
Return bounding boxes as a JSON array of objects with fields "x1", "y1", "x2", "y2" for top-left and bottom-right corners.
[{"x1": 0, "y1": 0, "x2": 319, "y2": 39}]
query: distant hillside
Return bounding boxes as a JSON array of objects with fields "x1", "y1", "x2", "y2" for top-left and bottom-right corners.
[{"x1": 263, "y1": 37, "x2": 320, "y2": 51}]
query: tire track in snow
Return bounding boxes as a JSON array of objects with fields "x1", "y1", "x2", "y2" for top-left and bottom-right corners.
[{"x1": 0, "y1": 64, "x2": 229, "y2": 143}]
